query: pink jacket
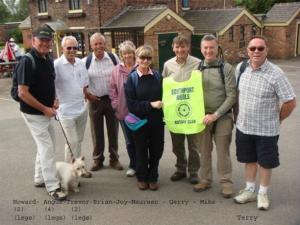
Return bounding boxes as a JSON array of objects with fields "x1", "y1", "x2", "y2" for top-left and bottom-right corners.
[{"x1": 109, "y1": 63, "x2": 133, "y2": 120}]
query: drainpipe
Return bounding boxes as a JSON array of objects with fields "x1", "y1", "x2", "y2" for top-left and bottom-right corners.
[
  {"x1": 224, "y1": 0, "x2": 226, "y2": 9},
  {"x1": 175, "y1": 0, "x2": 179, "y2": 14}
]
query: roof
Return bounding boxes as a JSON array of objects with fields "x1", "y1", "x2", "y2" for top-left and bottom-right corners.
[
  {"x1": 19, "y1": 16, "x2": 31, "y2": 29},
  {"x1": 183, "y1": 8, "x2": 244, "y2": 34},
  {"x1": 44, "y1": 20, "x2": 68, "y2": 32},
  {"x1": 264, "y1": 2, "x2": 300, "y2": 24},
  {"x1": 101, "y1": 5, "x2": 167, "y2": 30}
]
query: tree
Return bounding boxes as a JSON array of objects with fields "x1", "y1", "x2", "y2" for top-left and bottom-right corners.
[
  {"x1": 0, "y1": 0, "x2": 11, "y2": 23},
  {"x1": 13, "y1": 0, "x2": 29, "y2": 21},
  {"x1": 235, "y1": 0, "x2": 300, "y2": 14}
]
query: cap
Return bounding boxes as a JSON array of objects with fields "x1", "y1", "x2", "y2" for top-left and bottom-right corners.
[
  {"x1": 33, "y1": 26, "x2": 53, "y2": 40},
  {"x1": 9, "y1": 38, "x2": 15, "y2": 42}
]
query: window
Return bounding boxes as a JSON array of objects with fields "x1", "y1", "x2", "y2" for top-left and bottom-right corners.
[
  {"x1": 69, "y1": 0, "x2": 80, "y2": 10},
  {"x1": 240, "y1": 26, "x2": 245, "y2": 41},
  {"x1": 182, "y1": 0, "x2": 189, "y2": 8},
  {"x1": 229, "y1": 27, "x2": 234, "y2": 42},
  {"x1": 38, "y1": 0, "x2": 47, "y2": 13}
]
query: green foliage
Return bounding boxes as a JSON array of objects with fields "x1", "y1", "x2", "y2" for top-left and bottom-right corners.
[
  {"x1": 0, "y1": 1, "x2": 11, "y2": 23},
  {"x1": 235, "y1": 0, "x2": 300, "y2": 14}
]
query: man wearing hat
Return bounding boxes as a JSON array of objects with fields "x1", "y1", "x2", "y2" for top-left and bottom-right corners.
[{"x1": 16, "y1": 25, "x2": 67, "y2": 201}]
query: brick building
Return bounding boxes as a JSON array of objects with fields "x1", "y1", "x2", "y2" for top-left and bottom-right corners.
[
  {"x1": 31, "y1": 0, "x2": 300, "y2": 68},
  {"x1": 183, "y1": 8, "x2": 262, "y2": 62},
  {"x1": 261, "y1": 2, "x2": 300, "y2": 59}
]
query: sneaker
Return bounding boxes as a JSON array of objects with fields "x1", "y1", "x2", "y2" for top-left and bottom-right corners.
[
  {"x1": 170, "y1": 172, "x2": 187, "y2": 181},
  {"x1": 48, "y1": 188, "x2": 67, "y2": 201},
  {"x1": 109, "y1": 160, "x2": 123, "y2": 170},
  {"x1": 257, "y1": 193, "x2": 270, "y2": 210},
  {"x1": 34, "y1": 182, "x2": 45, "y2": 188},
  {"x1": 126, "y1": 168, "x2": 136, "y2": 177},
  {"x1": 189, "y1": 174, "x2": 199, "y2": 184},
  {"x1": 193, "y1": 182, "x2": 211, "y2": 192},
  {"x1": 221, "y1": 183, "x2": 233, "y2": 198},
  {"x1": 234, "y1": 189, "x2": 256, "y2": 204}
]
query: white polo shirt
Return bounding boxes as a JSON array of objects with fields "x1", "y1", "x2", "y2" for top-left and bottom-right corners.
[{"x1": 54, "y1": 55, "x2": 89, "y2": 119}]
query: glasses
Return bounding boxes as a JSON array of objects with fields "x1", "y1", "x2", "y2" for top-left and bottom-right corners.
[
  {"x1": 66, "y1": 46, "x2": 78, "y2": 50},
  {"x1": 139, "y1": 56, "x2": 152, "y2": 60},
  {"x1": 248, "y1": 46, "x2": 265, "y2": 52}
]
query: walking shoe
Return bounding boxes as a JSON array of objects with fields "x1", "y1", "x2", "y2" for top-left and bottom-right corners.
[
  {"x1": 109, "y1": 160, "x2": 123, "y2": 170},
  {"x1": 90, "y1": 161, "x2": 103, "y2": 171},
  {"x1": 234, "y1": 189, "x2": 256, "y2": 204},
  {"x1": 34, "y1": 182, "x2": 45, "y2": 188},
  {"x1": 48, "y1": 188, "x2": 67, "y2": 201},
  {"x1": 221, "y1": 183, "x2": 233, "y2": 198},
  {"x1": 81, "y1": 171, "x2": 92, "y2": 178},
  {"x1": 137, "y1": 182, "x2": 148, "y2": 191},
  {"x1": 126, "y1": 168, "x2": 136, "y2": 177},
  {"x1": 189, "y1": 174, "x2": 199, "y2": 184},
  {"x1": 193, "y1": 182, "x2": 211, "y2": 192},
  {"x1": 170, "y1": 172, "x2": 187, "y2": 181},
  {"x1": 257, "y1": 193, "x2": 270, "y2": 210},
  {"x1": 149, "y1": 182, "x2": 159, "y2": 191}
]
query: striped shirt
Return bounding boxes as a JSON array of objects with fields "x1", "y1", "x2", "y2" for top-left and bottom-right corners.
[
  {"x1": 82, "y1": 52, "x2": 119, "y2": 97},
  {"x1": 236, "y1": 59, "x2": 295, "y2": 136}
]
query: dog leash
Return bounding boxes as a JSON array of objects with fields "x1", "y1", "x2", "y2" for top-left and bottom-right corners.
[{"x1": 55, "y1": 115, "x2": 74, "y2": 159}]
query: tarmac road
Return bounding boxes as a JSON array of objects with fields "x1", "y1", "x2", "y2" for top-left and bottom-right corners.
[{"x1": 0, "y1": 58, "x2": 299, "y2": 225}]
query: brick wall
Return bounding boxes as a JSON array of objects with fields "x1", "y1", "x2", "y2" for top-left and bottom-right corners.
[
  {"x1": 188, "y1": 0, "x2": 235, "y2": 9},
  {"x1": 127, "y1": 0, "x2": 235, "y2": 10},
  {"x1": 127, "y1": 0, "x2": 177, "y2": 12},
  {"x1": 263, "y1": 27, "x2": 289, "y2": 59},
  {"x1": 219, "y1": 15, "x2": 261, "y2": 63},
  {"x1": 144, "y1": 16, "x2": 192, "y2": 69},
  {"x1": 22, "y1": 29, "x2": 32, "y2": 50}
]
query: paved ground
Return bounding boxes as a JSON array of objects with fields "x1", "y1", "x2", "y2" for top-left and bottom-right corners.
[{"x1": 0, "y1": 58, "x2": 299, "y2": 225}]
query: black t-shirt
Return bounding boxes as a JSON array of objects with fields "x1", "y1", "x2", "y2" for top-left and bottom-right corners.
[
  {"x1": 17, "y1": 48, "x2": 55, "y2": 115},
  {"x1": 125, "y1": 70, "x2": 163, "y2": 125}
]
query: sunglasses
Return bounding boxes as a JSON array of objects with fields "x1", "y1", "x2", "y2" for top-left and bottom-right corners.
[
  {"x1": 66, "y1": 46, "x2": 78, "y2": 50},
  {"x1": 139, "y1": 56, "x2": 152, "y2": 60},
  {"x1": 248, "y1": 46, "x2": 265, "y2": 52}
]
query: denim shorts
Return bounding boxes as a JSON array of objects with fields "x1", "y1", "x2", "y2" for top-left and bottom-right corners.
[{"x1": 236, "y1": 129, "x2": 280, "y2": 169}]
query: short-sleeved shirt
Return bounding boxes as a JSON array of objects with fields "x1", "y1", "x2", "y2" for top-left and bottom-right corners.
[
  {"x1": 82, "y1": 52, "x2": 119, "y2": 97},
  {"x1": 236, "y1": 59, "x2": 295, "y2": 136},
  {"x1": 54, "y1": 55, "x2": 89, "y2": 119},
  {"x1": 17, "y1": 48, "x2": 55, "y2": 115}
]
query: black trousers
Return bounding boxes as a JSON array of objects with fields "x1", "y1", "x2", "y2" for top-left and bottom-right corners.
[{"x1": 132, "y1": 122, "x2": 164, "y2": 182}]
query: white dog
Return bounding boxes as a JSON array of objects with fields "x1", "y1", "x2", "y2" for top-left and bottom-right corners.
[{"x1": 56, "y1": 156, "x2": 91, "y2": 194}]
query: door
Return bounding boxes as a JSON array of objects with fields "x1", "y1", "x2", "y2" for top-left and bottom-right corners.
[
  {"x1": 158, "y1": 33, "x2": 177, "y2": 72},
  {"x1": 191, "y1": 34, "x2": 204, "y2": 60}
]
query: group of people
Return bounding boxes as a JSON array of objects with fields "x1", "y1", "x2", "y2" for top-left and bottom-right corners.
[{"x1": 15, "y1": 25, "x2": 296, "y2": 211}]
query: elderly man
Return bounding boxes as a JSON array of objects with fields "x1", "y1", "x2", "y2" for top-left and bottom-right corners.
[
  {"x1": 83, "y1": 33, "x2": 123, "y2": 171},
  {"x1": 162, "y1": 34, "x2": 201, "y2": 184},
  {"x1": 16, "y1": 25, "x2": 66, "y2": 200},
  {"x1": 234, "y1": 35, "x2": 296, "y2": 210},
  {"x1": 54, "y1": 36, "x2": 91, "y2": 179},
  {"x1": 193, "y1": 34, "x2": 236, "y2": 198}
]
